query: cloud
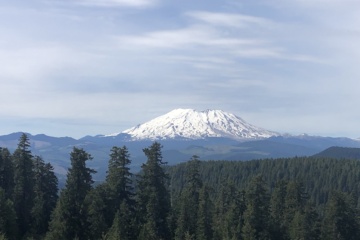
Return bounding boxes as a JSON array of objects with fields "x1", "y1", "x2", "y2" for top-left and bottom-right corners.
[
  {"x1": 74, "y1": 0, "x2": 157, "y2": 7},
  {"x1": 186, "y1": 11, "x2": 272, "y2": 28}
]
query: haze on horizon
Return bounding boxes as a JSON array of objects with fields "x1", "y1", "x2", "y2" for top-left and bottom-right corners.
[{"x1": 1, "y1": 0, "x2": 360, "y2": 139}]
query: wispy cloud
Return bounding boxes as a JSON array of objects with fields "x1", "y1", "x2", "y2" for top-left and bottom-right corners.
[
  {"x1": 75, "y1": 0, "x2": 157, "y2": 7},
  {"x1": 187, "y1": 11, "x2": 272, "y2": 28}
]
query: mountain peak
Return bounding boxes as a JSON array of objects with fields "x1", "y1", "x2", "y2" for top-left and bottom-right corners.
[{"x1": 117, "y1": 108, "x2": 279, "y2": 140}]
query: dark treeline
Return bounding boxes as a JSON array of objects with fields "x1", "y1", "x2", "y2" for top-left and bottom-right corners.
[{"x1": 1, "y1": 133, "x2": 360, "y2": 240}]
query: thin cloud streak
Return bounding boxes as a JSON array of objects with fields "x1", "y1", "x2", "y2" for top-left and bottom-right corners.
[{"x1": 74, "y1": 0, "x2": 157, "y2": 7}]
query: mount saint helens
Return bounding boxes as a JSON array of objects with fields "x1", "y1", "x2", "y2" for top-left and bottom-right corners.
[
  {"x1": 1, "y1": 109, "x2": 360, "y2": 180},
  {"x1": 106, "y1": 108, "x2": 279, "y2": 140}
]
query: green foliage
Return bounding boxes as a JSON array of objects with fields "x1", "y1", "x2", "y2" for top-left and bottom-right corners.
[
  {"x1": 12, "y1": 133, "x2": 34, "y2": 238},
  {"x1": 196, "y1": 185, "x2": 213, "y2": 240},
  {"x1": 137, "y1": 142, "x2": 171, "y2": 240},
  {"x1": 167, "y1": 157, "x2": 360, "y2": 205},
  {"x1": 322, "y1": 191, "x2": 360, "y2": 240},
  {"x1": 0, "y1": 187, "x2": 17, "y2": 239},
  {"x1": 106, "y1": 200, "x2": 135, "y2": 240},
  {"x1": 3, "y1": 138, "x2": 360, "y2": 240},
  {"x1": 105, "y1": 146, "x2": 134, "y2": 223},
  {"x1": 0, "y1": 148, "x2": 14, "y2": 199},
  {"x1": 31, "y1": 156, "x2": 58, "y2": 237},
  {"x1": 213, "y1": 182, "x2": 245, "y2": 240},
  {"x1": 175, "y1": 155, "x2": 202, "y2": 240},
  {"x1": 46, "y1": 147, "x2": 95, "y2": 240},
  {"x1": 242, "y1": 175, "x2": 270, "y2": 240}
]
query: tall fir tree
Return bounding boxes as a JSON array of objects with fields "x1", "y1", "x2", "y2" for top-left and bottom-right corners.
[
  {"x1": 46, "y1": 147, "x2": 95, "y2": 240},
  {"x1": 196, "y1": 185, "x2": 213, "y2": 240},
  {"x1": 106, "y1": 146, "x2": 134, "y2": 219},
  {"x1": 322, "y1": 191, "x2": 360, "y2": 240},
  {"x1": 214, "y1": 184, "x2": 245, "y2": 240},
  {"x1": 12, "y1": 133, "x2": 34, "y2": 238},
  {"x1": 0, "y1": 148, "x2": 14, "y2": 199},
  {"x1": 106, "y1": 199, "x2": 136, "y2": 240},
  {"x1": 31, "y1": 156, "x2": 58, "y2": 237},
  {"x1": 0, "y1": 187, "x2": 17, "y2": 239},
  {"x1": 137, "y1": 142, "x2": 171, "y2": 240},
  {"x1": 269, "y1": 180, "x2": 287, "y2": 240},
  {"x1": 85, "y1": 184, "x2": 109, "y2": 240},
  {"x1": 175, "y1": 155, "x2": 202, "y2": 240},
  {"x1": 242, "y1": 175, "x2": 270, "y2": 240}
]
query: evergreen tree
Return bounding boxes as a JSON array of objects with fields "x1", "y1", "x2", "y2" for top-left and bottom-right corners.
[
  {"x1": 106, "y1": 146, "x2": 134, "y2": 222},
  {"x1": 0, "y1": 187, "x2": 17, "y2": 239},
  {"x1": 322, "y1": 191, "x2": 360, "y2": 240},
  {"x1": 214, "y1": 182, "x2": 245, "y2": 240},
  {"x1": 196, "y1": 185, "x2": 213, "y2": 240},
  {"x1": 46, "y1": 147, "x2": 95, "y2": 240},
  {"x1": 137, "y1": 142, "x2": 171, "y2": 240},
  {"x1": 284, "y1": 181, "x2": 307, "y2": 224},
  {"x1": 270, "y1": 180, "x2": 287, "y2": 240},
  {"x1": 175, "y1": 155, "x2": 202, "y2": 240},
  {"x1": 12, "y1": 133, "x2": 34, "y2": 238},
  {"x1": 85, "y1": 184, "x2": 110, "y2": 240},
  {"x1": 106, "y1": 200, "x2": 136, "y2": 240},
  {"x1": 31, "y1": 156, "x2": 58, "y2": 237},
  {"x1": 0, "y1": 148, "x2": 14, "y2": 199},
  {"x1": 242, "y1": 175, "x2": 270, "y2": 240}
]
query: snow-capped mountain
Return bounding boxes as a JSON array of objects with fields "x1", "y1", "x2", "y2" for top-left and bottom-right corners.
[{"x1": 111, "y1": 109, "x2": 279, "y2": 140}]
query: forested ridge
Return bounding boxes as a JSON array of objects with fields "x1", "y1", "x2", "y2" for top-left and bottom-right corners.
[{"x1": 1, "y1": 133, "x2": 360, "y2": 240}]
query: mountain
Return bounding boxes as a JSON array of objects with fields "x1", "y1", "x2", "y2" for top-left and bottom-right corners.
[
  {"x1": 313, "y1": 146, "x2": 360, "y2": 159},
  {"x1": 2, "y1": 109, "x2": 360, "y2": 182},
  {"x1": 108, "y1": 108, "x2": 279, "y2": 140}
]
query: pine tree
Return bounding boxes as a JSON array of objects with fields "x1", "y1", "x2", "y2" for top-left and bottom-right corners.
[
  {"x1": 175, "y1": 155, "x2": 202, "y2": 240},
  {"x1": 106, "y1": 200, "x2": 135, "y2": 240},
  {"x1": 105, "y1": 146, "x2": 134, "y2": 222},
  {"x1": 0, "y1": 148, "x2": 14, "y2": 199},
  {"x1": 214, "y1": 182, "x2": 245, "y2": 240},
  {"x1": 137, "y1": 142, "x2": 171, "y2": 240},
  {"x1": 46, "y1": 147, "x2": 95, "y2": 240},
  {"x1": 322, "y1": 191, "x2": 360, "y2": 240},
  {"x1": 270, "y1": 180, "x2": 287, "y2": 240},
  {"x1": 242, "y1": 175, "x2": 270, "y2": 240},
  {"x1": 31, "y1": 156, "x2": 58, "y2": 237},
  {"x1": 196, "y1": 185, "x2": 213, "y2": 240},
  {"x1": 85, "y1": 184, "x2": 111, "y2": 240},
  {"x1": 12, "y1": 133, "x2": 34, "y2": 238},
  {"x1": 0, "y1": 187, "x2": 17, "y2": 239}
]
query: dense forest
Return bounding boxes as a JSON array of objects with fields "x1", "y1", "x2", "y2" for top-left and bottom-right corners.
[{"x1": 1, "y1": 133, "x2": 360, "y2": 240}]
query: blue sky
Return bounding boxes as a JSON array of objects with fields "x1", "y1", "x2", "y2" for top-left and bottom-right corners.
[{"x1": 1, "y1": 0, "x2": 360, "y2": 138}]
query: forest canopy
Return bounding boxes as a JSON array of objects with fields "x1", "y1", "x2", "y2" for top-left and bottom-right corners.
[{"x1": 1, "y1": 133, "x2": 360, "y2": 240}]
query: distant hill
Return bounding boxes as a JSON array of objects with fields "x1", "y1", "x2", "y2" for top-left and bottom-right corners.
[{"x1": 313, "y1": 146, "x2": 360, "y2": 159}]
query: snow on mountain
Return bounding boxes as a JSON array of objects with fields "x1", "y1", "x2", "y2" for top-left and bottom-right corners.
[{"x1": 113, "y1": 108, "x2": 279, "y2": 140}]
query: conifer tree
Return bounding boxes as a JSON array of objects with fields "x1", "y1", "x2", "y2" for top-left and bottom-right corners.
[
  {"x1": 175, "y1": 155, "x2": 202, "y2": 240},
  {"x1": 106, "y1": 200, "x2": 135, "y2": 240},
  {"x1": 85, "y1": 184, "x2": 110, "y2": 240},
  {"x1": 106, "y1": 146, "x2": 134, "y2": 220},
  {"x1": 288, "y1": 204, "x2": 320, "y2": 240},
  {"x1": 322, "y1": 191, "x2": 360, "y2": 240},
  {"x1": 214, "y1": 182, "x2": 245, "y2": 240},
  {"x1": 242, "y1": 175, "x2": 270, "y2": 240},
  {"x1": 0, "y1": 148, "x2": 14, "y2": 199},
  {"x1": 270, "y1": 180, "x2": 287, "y2": 240},
  {"x1": 196, "y1": 185, "x2": 213, "y2": 240},
  {"x1": 31, "y1": 156, "x2": 58, "y2": 237},
  {"x1": 137, "y1": 142, "x2": 171, "y2": 240},
  {"x1": 0, "y1": 187, "x2": 17, "y2": 239},
  {"x1": 46, "y1": 147, "x2": 95, "y2": 240},
  {"x1": 12, "y1": 133, "x2": 34, "y2": 238}
]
